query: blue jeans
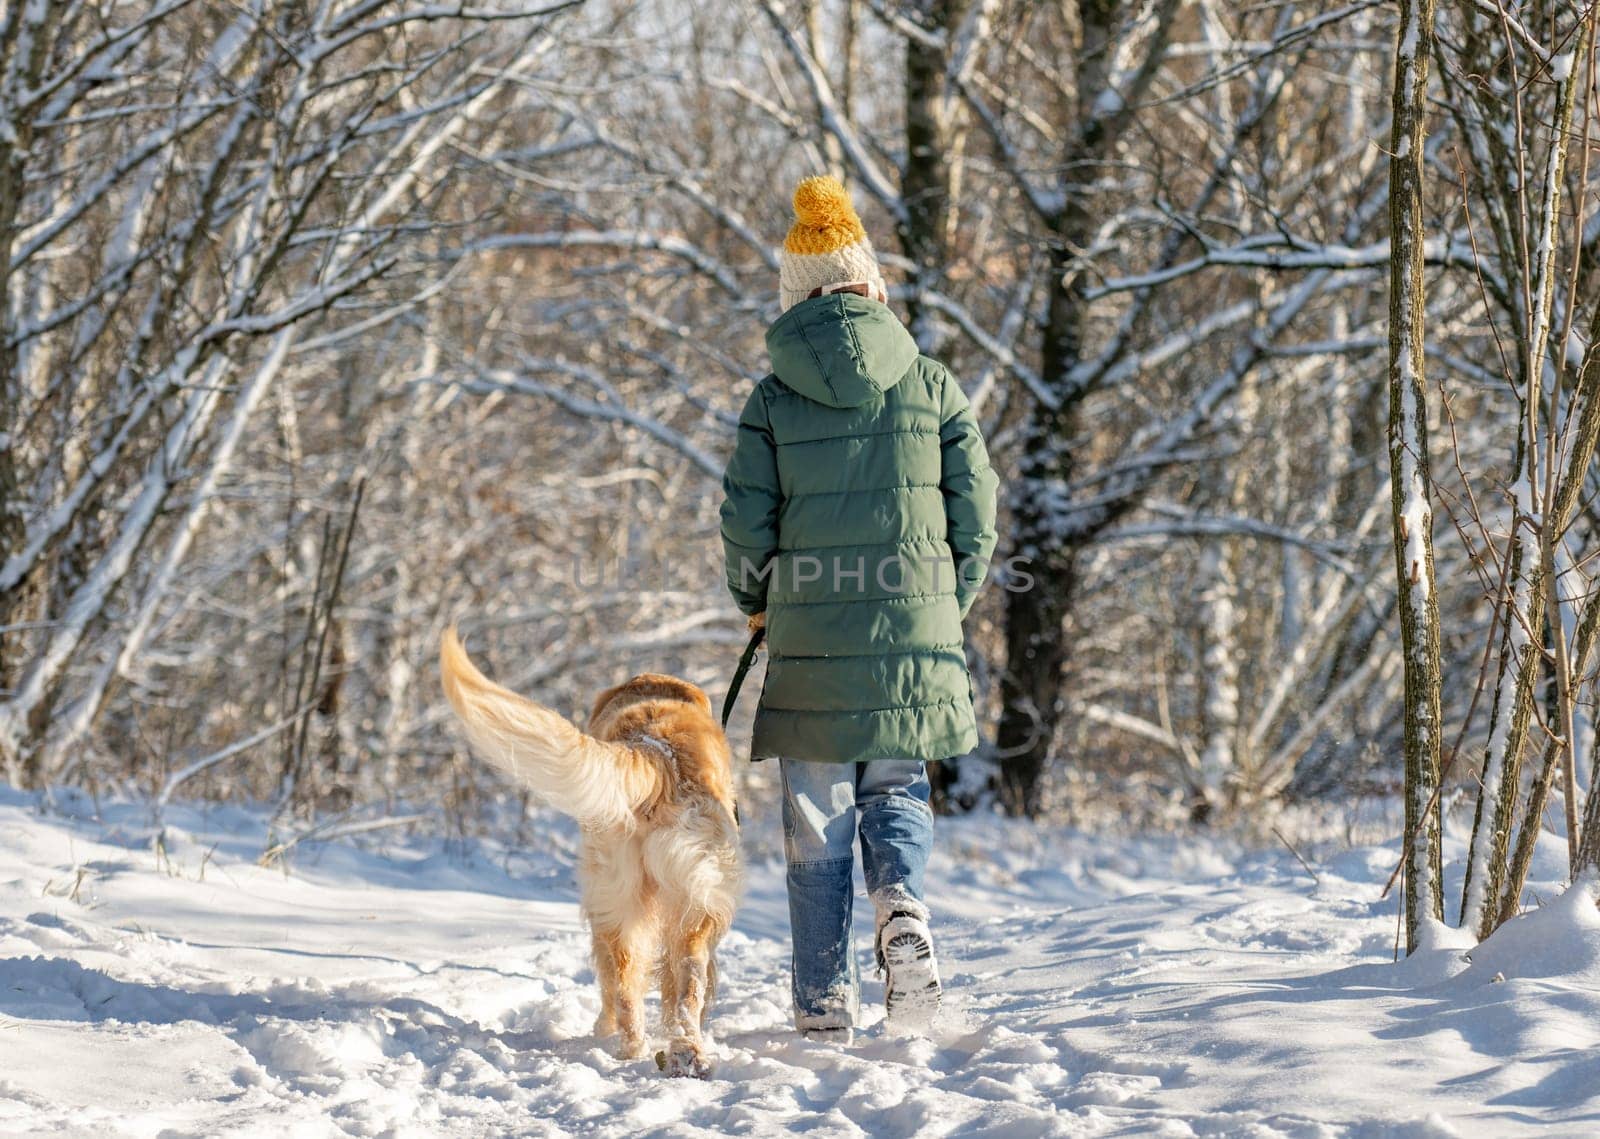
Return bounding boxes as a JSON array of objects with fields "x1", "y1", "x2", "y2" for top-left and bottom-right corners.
[{"x1": 779, "y1": 758, "x2": 934, "y2": 1031}]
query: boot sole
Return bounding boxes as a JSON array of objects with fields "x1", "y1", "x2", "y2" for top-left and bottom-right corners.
[{"x1": 883, "y1": 930, "x2": 941, "y2": 1026}]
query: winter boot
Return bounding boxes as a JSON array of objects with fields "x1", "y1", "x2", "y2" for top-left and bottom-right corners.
[{"x1": 872, "y1": 888, "x2": 941, "y2": 1029}]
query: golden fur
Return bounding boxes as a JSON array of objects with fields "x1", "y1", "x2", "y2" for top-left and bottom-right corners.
[{"x1": 439, "y1": 627, "x2": 742, "y2": 1078}]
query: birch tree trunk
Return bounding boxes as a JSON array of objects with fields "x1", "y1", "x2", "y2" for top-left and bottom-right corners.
[
  {"x1": 1195, "y1": 540, "x2": 1241, "y2": 819},
  {"x1": 1385, "y1": 0, "x2": 1444, "y2": 952}
]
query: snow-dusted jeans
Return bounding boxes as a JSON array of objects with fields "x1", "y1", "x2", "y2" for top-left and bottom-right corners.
[{"x1": 778, "y1": 758, "x2": 934, "y2": 1031}]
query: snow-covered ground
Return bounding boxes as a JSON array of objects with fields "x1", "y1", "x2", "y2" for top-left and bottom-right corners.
[{"x1": 2, "y1": 786, "x2": 1597, "y2": 1138}]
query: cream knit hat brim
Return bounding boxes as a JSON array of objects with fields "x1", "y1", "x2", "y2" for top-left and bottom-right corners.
[
  {"x1": 778, "y1": 175, "x2": 888, "y2": 312},
  {"x1": 779, "y1": 243, "x2": 887, "y2": 312}
]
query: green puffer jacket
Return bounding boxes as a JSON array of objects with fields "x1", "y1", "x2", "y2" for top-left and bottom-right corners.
[{"x1": 719, "y1": 292, "x2": 999, "y2": 763}]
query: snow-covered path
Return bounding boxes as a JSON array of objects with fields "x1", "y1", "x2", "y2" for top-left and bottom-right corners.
[{"x1": 2, "y1": 788, "x2": 1597, "y2": 1137}]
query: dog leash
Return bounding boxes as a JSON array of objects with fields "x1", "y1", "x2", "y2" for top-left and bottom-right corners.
[{"x1": 720, "y1": 626, "x2": 766, "y2": 728}]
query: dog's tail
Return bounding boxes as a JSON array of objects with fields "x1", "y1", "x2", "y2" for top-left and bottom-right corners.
[{"x1": 439, "y1": 627, "x2": 660, "y2": 829}]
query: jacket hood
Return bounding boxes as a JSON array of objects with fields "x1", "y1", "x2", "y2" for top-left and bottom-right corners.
[{"x1": 764, "y1": 293, "x2": 919, "y2": 409}]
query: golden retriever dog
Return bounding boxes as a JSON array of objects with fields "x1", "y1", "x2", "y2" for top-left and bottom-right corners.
[{"x1": 439, "y1": 627, "x2": 742, "y2": 1078}]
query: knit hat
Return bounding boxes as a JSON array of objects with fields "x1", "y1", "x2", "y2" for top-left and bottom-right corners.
[{"x1": 778, "y1": 175, "x2": 888, "y2": 312}]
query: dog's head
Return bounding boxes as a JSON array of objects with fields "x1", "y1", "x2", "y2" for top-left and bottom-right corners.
[
  {"x1": 588, "y1": 673, "x2": 736, "y2": 824},
  {"x1": 588, "y1": 672, "x2": 713, "y2": 731}
]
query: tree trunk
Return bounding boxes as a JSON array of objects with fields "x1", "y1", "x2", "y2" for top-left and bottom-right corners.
[
  {"x1": 1385, "y1": 0, "x2": 1443, "y2": 953},
  {"x1": 998, "y1": 239, "x2": 1085, "y2": 816},
  {"x1": 1562, "y1": 319, "x2": 1600, "y2": 879},
  {"x1": 899, "y1": 0, "x2": 970, "y2": 353},
  {"x1": 997, "y1": 537, "x2": 1074, "y2": 817},
  {"x1": 1195, "y1": 540, "x2": 1241, "y2": 820}
]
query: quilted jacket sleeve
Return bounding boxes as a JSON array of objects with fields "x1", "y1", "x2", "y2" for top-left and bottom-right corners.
[
  {"x1": 720, "y1": 383, "x2": 782, "y2": 616},
  {"x1": 937, "y1": 367, "x2": 999, "y2": 619}
]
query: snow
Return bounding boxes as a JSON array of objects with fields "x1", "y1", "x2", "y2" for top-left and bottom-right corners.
[
  {"x1": 1400, "y1": 478, "x2": 1432, "y2": 603},
  {"x1": 3, "y1": 789, "x2": 1599, "y2": 1136},
  {"x1": 1567, "y1": 324, "x2": 1590, "y2": 369},
  {"x1": 1397, "y1": 9, "x2": 1421, "y2": 63},
  {"x1": 1092, "y1": 86, "x2": 1124, "y2": 120}
]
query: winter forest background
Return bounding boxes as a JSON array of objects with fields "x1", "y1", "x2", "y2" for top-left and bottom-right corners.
[{"x1": 2, "y1": 0, "x2": 1599, "y2": 960}]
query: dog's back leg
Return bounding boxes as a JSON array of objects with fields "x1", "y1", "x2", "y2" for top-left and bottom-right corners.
[
  {"x1": 658, "y1": 951, "x2": 680, "y2": 1037},
  {"x1": 595, "y1": 923, "x2": 650, "y2": 1059},
  {"x1": 662, "y1": 914, "x2": 724, "y2": 1078},
  {"x1": 592, "y1": 928, "x2": 620, "y2": 1039},
  {"x1": 701, "y1": 956, "x2": 717, "y2": 1031}
]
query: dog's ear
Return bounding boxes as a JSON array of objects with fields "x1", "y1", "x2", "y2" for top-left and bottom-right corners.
[
  {"x1": 675, "y1": 680, "x2": 714, "y2": 717},
  {"x1": 601, "y1": 674, "x2": 713, "y2": 718},
  {"x1": 645, "y1": 675, "x2": 712, "y2": 716},
  {"x1": 589, "y1": 681, "x2": 629, "y2": 730}
]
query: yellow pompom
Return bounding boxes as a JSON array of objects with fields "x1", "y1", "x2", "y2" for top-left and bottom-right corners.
[
  {"x1": 793, "y1": 175, "x2": 854, "y2": 227},
  {"x1": 785, "y1": 175, "x2": 867, "y2": 255}
]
